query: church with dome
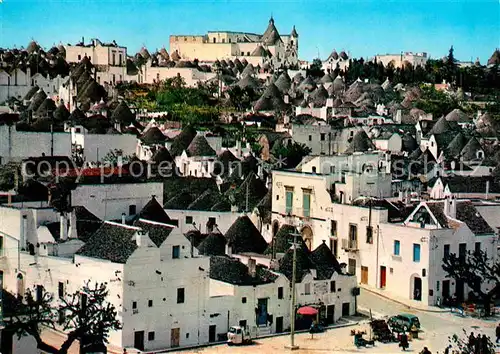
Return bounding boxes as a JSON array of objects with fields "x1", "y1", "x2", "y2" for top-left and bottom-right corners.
[{"x1": 168, "y1": 17, "x2": 299, "y2": 68}]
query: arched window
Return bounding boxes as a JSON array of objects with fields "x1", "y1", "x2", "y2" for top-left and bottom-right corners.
[{"x1": 17, "y1": 273, "x2": 25, "y2": 298}]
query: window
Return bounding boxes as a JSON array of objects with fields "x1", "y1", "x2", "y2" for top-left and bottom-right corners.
[
  {"x1": 394, "y1": 240, "x2": 400, "y2": 256},
  {"x1": 331, "y1": 220, "x2": 337, "y2": 236},
  {"x1": 148, "y1": 299, "x2": 153, "y2": 307},
  {"x1": 276, "y1": 195, "x2": 279, "y2": 200},
  {"x1": 112, "y1": 53, "x2": 116, "y2": 65},
  {"x1": 413, "y1": 244, "x2": 421, "y2": 262},
  {"x1": 207, "y1": 217, "x2": 216, "y2": 232},
  {"x1": 185, "y1": 216, "x2": 193, "y2": 224},
  {"x1": 112, "y1": 74, "x2": 116, "y2": 84},
  {"x1": 119, "y1": 53, "x2": 123, "y2": 65},
  {"x1": 444, "y1": 244, "x2": 450, "y2": 258},
  {"x1": 172, "y1": 245, "x2": 180, "y2": 259},
  {"x1": 349, "y1": 224, "x2": 358, "y2": 244},
  {"x1": 58, "y1": 309, "x2": 65, "y2": 325},
  {"x1": 302, "y1": 189, "x2": 311, "y2": 217},
  {"x1": 422, "y1": 269, "x2": 426, "y2": 277},
  {"x1": 97, "y1": 76, "x2": 100, "y2": 84},
  {"x1": 459, "y1": 243, "x2": 466, "y2": 262},
  {"x1": 177, "y1": 288, "x2": 185, "y2": 303},
  {"x1": 242, "y1": 297, "x2": 247, "y2": 303},
  {"x1": 239, "y1": 320, "x2": 247, "y2": 328},
  {"x1": 366, "y1": 226, "x2": 373, "y2": 244},
  {"x1": 330, "y1": 165, "x2": 336, "y2": 174},
  {"x1": 320, "y1": 133, "x2": 325, "y2": 141},
  {"x1": 285, "y1": 187, "x2": 293, "y2": 214},
  {"x1": 148, "y1": 332, "x2": 155, "y2": 341},
  {"x1": 330, "y1": 281, "x2": 336, "y2": 292},
  {"x1": 132, "y1": 301, "x2": 137, "y2": 309},
  {"x1": 278, "y1": 287, "x2": 284, "y2": 299},
  {"x1": 58, "y1": 281, "x2": 64, "y2": 299},
  {"x1": 436, "y1": 281, "x2": 440, "y2": 292},
  {"x1": 0, "y1": 236, "x2": 3, "y2": 256},
  {"x1": 128, "y1": 205, "x2": 136, "y2": 216},
  {"x1": 475, "y1": 242, "x2": 481, "y2": 254},
  {"x1": 304, "y1": 283, "x2": 311, "y2": 295},
  {"x1": 308, "y1": 135, "x2": 312, "y2": 141},
  {"x1": 222, "y1": 38, "x2": 225, "y2": 43},
  {"x1": 78, "y1": 54, "x2": 81, "y2": 60},
  {"x1": 36, "y1": 285, "x2": 43, "y2": 302},
  {"x1": 241, "y1": 52, "x2": 244, "y2": 56},
  {"x1": 247, "y1": 52, "x2": 250, "y2": 56}
]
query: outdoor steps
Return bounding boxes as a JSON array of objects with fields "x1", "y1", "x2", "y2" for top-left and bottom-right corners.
[{"x1": 257, "y1": 326, "x2": 272, "y2": 336}]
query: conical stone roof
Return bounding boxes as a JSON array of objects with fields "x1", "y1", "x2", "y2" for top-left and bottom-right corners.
[{"x1": 345, "y1": 130, "x2": 376, "y2": 153}]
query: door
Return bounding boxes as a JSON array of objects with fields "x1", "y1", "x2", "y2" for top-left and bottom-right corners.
[
  {"x1": 134, "y1": 331, "x2": 144, "y2": 351},
  {"x1": 326, "y1": 305, "x2": 335, "y2": 325},
  {"x1": 342, "y1": 303, "x2": 350, "y2": 316},
  {"x1": 257, "y1": 298, "x2": 268, "y2": 326},
  {"x1": 442, "y1": 280, "x2": 450, "y2": 299},
  {"x1": 456, "y1": 280, "x2": 465, "y2": 302},
  {"x1": 348, "y1": 258, "x2": 356, "y2": 275},
  {"x1": 333, "y1": 239, "x2": 338, "y2": 257},
  {"x1": 361, "y1": 266, "x2": 368, "y2": 284},
  {"x1": 276, "y1": 316, "x2": 283, "y2": 333},
  {"x1": 171, "y1": 328, "x2": 180, "y2": 348},
  {"x1": 209, "y1": 325, "x2": 216, "y2": 343},
  {"x1": 414, "y1": 277, "x2": 422, "y2": 301},
  {"x1": 380, "y1": 266, "x2": 387, "y2": 288}
]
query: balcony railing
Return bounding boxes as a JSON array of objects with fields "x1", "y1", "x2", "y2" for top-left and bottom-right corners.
[{"x1": 341, "y1": 238, "x2": 358, "y2": 251}]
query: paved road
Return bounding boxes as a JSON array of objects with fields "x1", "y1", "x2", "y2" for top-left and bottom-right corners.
[{"x1": 358, "y1": 288, "x2": 498, "y2": 350}]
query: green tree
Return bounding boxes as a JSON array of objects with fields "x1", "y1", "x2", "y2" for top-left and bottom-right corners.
[
  {"x1": 0, "y1": 163, "x2": 18, "y2": 191},
  {"x1": 442, "y1": 249, "x2": 499, "y2": 317},
  {"x1": 5, "y1": 282, "x2": 121, "y2": 354},
  {"x1": 271, "y1": 141, "x2": 312, "y2": 168},
  {"x1": 307, "y1": 58, "x2": 324, "y2": 78}
]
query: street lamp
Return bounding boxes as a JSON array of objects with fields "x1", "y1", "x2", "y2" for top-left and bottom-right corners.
[{"x1": 285, "y1": 231, "x2": 301, "y2": 351}]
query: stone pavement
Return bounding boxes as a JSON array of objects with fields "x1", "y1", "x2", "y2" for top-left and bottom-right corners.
[{"x1": 359, "y1": 285, "x2": 449, "y2": 313}]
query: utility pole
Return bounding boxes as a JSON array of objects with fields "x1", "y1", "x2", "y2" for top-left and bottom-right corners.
[{"x1": 286, "y1": 232, "x2": 300, "y2": 350}]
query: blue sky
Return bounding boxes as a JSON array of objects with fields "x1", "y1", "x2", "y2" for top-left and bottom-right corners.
[{"x1": 1, "y1": 0, "x2": 499, "y2": 63}]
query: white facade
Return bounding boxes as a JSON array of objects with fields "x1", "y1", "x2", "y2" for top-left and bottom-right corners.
[
  {"x1": 69, "y1": 126, "x2": 138, "y2": 163},
  {"x1": 175, "y1": 151, "x2": 216, "y2": 178},
  {"x1": 137, "y1": 63, "x2": 216, "y2": 87},
  {"x1": 375, "y1": 52, "x2": 428, "y2": 68},
  {"x1": 270, "y1": 165, "x2": 499, "y2": 306},
  {"x1": 0, "y1": 125, "x2": 72, "y2": 164},
  {"x1": 164, "y1": 209, "x2": 241, "y2": 235},
  {"x1": 71, "y1": 182, "x2": 163, "y2": 221},
  {"x1": 0, "y1": 68, "x2": 67, "y2": 103}
]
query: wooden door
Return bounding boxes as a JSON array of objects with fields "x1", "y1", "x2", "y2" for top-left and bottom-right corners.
[
  {"x1": 276, "y1": 316, "x2": 283, "y2": 333},
  {"x1": 326, "y1": 305, "x2": 335, "y2": 325},
  {"x1": 361, "y1": 266, "x2": 368, "y2": 284},
  {"x1": 442, "y1": 280, "x2": 450, "y2": 299},
  {"x1": 209, "y1": 325, "x2": 216, "y2": 343},
  {"x1": 171, "y1": 328, "x2": 180, "y2": 348},
  {"x1": 134, "y1": 331, "x2": 144, "y2": 351},
  {"x1": 380, "y1": 266, "x2": 387, "y2": 288},
  {"x1": 342, "y1": 303, "x2": 350, "y2": 316}
]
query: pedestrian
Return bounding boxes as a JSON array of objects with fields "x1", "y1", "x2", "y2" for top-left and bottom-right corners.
[
  {"x1": 481, "y1": 334, "x2": 489, "y2": 353},
  {"x1": 496, "y1": 323, "x2": 500, "y2": 344},
  {"x1": 444, "y1": 344, "x2": 451, "y2": 354},
  {"x1": 399, "y1": 332, "x2": 409, "y2": 351},
  {"x1": 420, "y1": 347, "x2": 431, "y2": 354},
  {"x1": 469, "y1": 332, "x2": 476, "y2": 349}
]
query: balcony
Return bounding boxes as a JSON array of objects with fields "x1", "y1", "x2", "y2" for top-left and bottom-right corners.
[{"x1": 341, "y1": 238, "x2": 358, "y2": 252}]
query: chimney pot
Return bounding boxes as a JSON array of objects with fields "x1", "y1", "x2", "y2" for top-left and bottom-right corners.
[{"x1": 121, "y1": 213, "x2": 126, "y2": 224}]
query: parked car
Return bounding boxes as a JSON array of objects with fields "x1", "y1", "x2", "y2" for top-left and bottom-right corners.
[{"x1": 387, "y1": 314, "x2": 421, "y2": 332}]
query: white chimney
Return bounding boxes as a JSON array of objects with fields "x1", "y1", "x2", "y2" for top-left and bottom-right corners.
[
  {"x1": 236, "y1": 141, "x2": 242, "y2": 157},
  {"x1": 257, "y1": 164, "x2": 263, "y2": 179},
  {"x1": 225, "y1": 243, "x2": 232, "y2": 256},
  {"x1": 248, "y1": 258, "x2": 256, "y2": 277},
  {"x1": 136, "y1": 230, "x2": 148, "y2": 247},
  {"x1": 20, "y1": 215, "x2": 27, "y2": 251},
  {"x1": 117, "y1": 155, "x2": 123, "y2": 167},
  {"x1": 67, "y1": 209, "x2": 77, "y2": 239},
  {"x1": 486, "y1": 180, "x2": 490, "y2": 199},
  {"x1": 60, "y1": 213, "x2": 68, "y2": 241},
  {"x1": 231, "y1": 204, "x2": 238, "y2": 213},
  {"x1": 121, "y1": 213, "x2": 126, "y2": 224},
  {"x1": 450, "y1": 196, "x2": 457, "y2": 219},
  {"x1": 395, "y1": 110, "x2": 402, "y2": 124},
  {"x1": 284, "y1": 95, "x2": 289, "y2": 104}
]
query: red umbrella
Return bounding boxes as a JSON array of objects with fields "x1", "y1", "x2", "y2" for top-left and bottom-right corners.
[{"x1": 297, "y1": 306, "x2": 318, "y2": 316}]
